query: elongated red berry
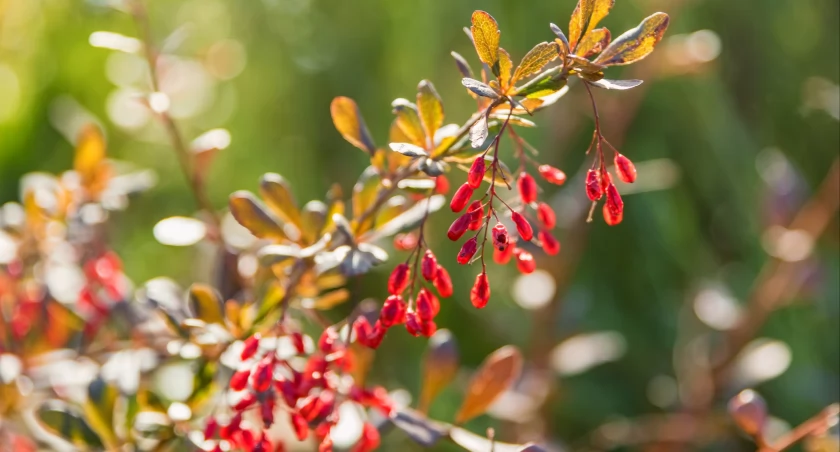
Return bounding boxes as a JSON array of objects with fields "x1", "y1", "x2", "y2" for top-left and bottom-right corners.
[
  {"x1": 406, "y1": 311, "x2": 436, "y2": 337},
  {"x1": 435, "y1": 175, "x2": 450, "y2": 194},
  {"x1": 230, "y1": 369, "x2": 250, "y2": 391},
  {"x1": 433, "y1": 265, "x2": 453, "y2": 297},
  {"x1": 290, "y1": 332, "x2": 305, "y2": 355},
  {"x1": 536, "y1": 202, "x2": 556, "y2": 229},
  {"x1": 447, "y1": 214, "x2": 471, "y2": 241},
  {"x1": 491, "y1": 223, "x2": 509, "y2": 251},
  {"x1": 393, "y1": 232, "x2": 418, "y2": 251},
  {"x1": 538, "y1": 164, "x2": 566, "y2": 185},
  {"x1": 291, "y1": 413, "x2": 308, "y2": 441},
  {"x1": 457, "y1": 237, "x2": 478, "y2": 264},
  {"x1": 586, "y1": 169, "x2": 602, "y2": 201},
  {"x1": 539, "y1": 230, "x2": 560, "y2": 255},
  {"x1": 380, "y1": 295, "x2": 407, "y2": 326},
  {"x1": 467, "y1": 201, "x2": 484, "y2": 231},
  {"x1": 600, "y1": 170, "x2": 612, "y2": 194},
  {"x1": 614, "y1": 154, "x2": 637, "y2": 183},
  {"x1": 605, "y1": 183, "x2": 623, "y2": 218},
  {"x1": 493, "y1": 243, "x2": 514, "y2": 264},
  {"x1": 416, "y1": 288, "x2": 438, "y2": 321},
  {"x1": 470, "y1": 272, "x2": 490, "y2": 309},
  {"x1": 234, "y1": 392, "x2": 256, "y2": 411},
  {"x1": 450, "y1": 183, "x2": 474, "y2": 212},
  {"x1": 517, "y1": 172, "x2": 538, "y2": 204},
  {"x1": 603, "y1": 203, "x2": 622, "y2": 225},
  {"x1": 421, "y1": 250, "x2": 438, "y2": 281},
  {"x1": 240, "y1": 334, "x2": 261, "y2": 360},
  {"x1": 514, "y1": 248, "x2": 536, "y2": 274},
  {"x1": 511, "y1": 212, "x2": 533, "y2": 241},
  {"x1": 203, "y1": 417, "x2": 218, "y2": 440},
  {"x1": 354, "y1": 317, "x2": 385, "y2": 349},
  {"x1": 387, "y1": 263, "x2": 410, "y2": 295},
  {"x1": 318, "y1": 327, "x2": 340, "y2": 353},
  {"x1": 467, "y1": 157, "x2": 486, "y2": 188},
  {"x1": 252, "y1": 358, "x2": 273, "y2": 392},
  {"x1": 354, "y1": 422, "x2": 381, "y2": 452}
]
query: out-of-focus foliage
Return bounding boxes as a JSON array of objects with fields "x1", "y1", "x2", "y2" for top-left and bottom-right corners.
[{"x1": 0, "y1": 0, "x2": 838, "y2": 451}]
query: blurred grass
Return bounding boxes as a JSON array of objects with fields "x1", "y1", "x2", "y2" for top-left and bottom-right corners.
[{"x1": 0, "y1": 0, "x2": 838, "y2": 449}]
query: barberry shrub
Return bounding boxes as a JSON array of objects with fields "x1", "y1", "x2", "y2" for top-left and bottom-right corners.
[{"x1": 0, "y1": 1, "x2": 670, "y2": 451}]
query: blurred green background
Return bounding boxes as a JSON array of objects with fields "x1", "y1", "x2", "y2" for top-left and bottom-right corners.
[{"x1": 1, "y1": 0, "x2": 838, "y2": 450}]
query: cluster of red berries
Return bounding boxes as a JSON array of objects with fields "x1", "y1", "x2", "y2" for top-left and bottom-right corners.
[
  {"x1": 78, "y1": 251, "x2": 127, "y2": 338},
  {"x1": 586, "y1": 153, "x2": 637, "y2": 225},
  {"x1": 205, "y1": 330, "x2": 393, "y2": 451}
]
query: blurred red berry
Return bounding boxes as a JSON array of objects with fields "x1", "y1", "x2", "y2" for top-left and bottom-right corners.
[
  {"x1": 457, "y1": 237, "x2": 478, "y2": 264},
  {"x1": 318, "y1": 327, "x2": 340, "y2": 353},
  {"x1": 291, "y1": 413, "x2": 309, "y2": 441},
  {"x1": 539, "y1": 230, "x2": 560, "y2": 255},
  {"x1": 421, "y1": 250, "x2": 438, "y2": 281},
  {"x1": 234, "y1": 392, "x2": 256, "y2": 411},
  {"x1": 416, "y1": 288, "x2": 438, "y2": 321},
  {"x1": 493, "y1": 242, "x2": 514, "y2": 264},
  {"x1": 230, "y1": 369, "x2": 250, "y2": 391},
  {"x1": 470, "y1": 272, "x2": 490, "y2": 308},
  {"x1": 536, "y1": 202, "x2": 556, "y2": 229},
  {"x1": 433, "y1": 265, "x2": 453, "y2": 297},
  {"x1": 450, "y1": 183, "x2": 473, "y2": 212},
  {"x1": 603, "y1": 203, "x2": 623, "y2": 225},
  {"x1": 538, "y1": 164, "x2": 566, "y2": 185},
  {"x1": 435, "y1": 175, "x2": 450, "y2": 194},
  {"x1": 600, "y1": 169, "x2": 613, "y2": 193},
  {"x1": 240, "y1": 334, "x2": 261, "y2": 361},
  {"x1": 251, "y1": 358, "x2": 273, "y2": 392},
  {"x1": 405, "y1": 311, "x2": 436, "y2": 337},
  {"x1": 585, "y1": 169, "x2": 602, "y2": 201},
  {"x1": 290, "y1": 332, "x2": 305, "y2": 355},
  {"x1": 514, "y1": 248, "x2": 536, "y2": 274},
  {"x1": 467, "y1": 157, "x2": 486, "y2": 188},
  {"x1": 605, "y1": 183, "x2": 623, "y2": 218},
  {"x1": 467, "y1": 201, "x2": 484, "y2": 230},
  {"x1": 447, "y1": 214, "x2": 470, "y2": 241},
  {"x1": 517, "y1": 172, "x2": 538, "y2": 204},
  {"x1": 380, "y1": 295, "x2": 407, "y2": 327},
  {"x1": 352, "y1": 422, "x2": 381, "y2": 452},
  {"x1": 614, "y1": 154, "x2": 637, "y2": 183},
  {"x1": 387, "y1": 263, "x2": 410, "y2": 295},
  {"x1": 393, "y1": 232, "x2": 418, "y2": 251},
  {"x1": 511, "y1": 212, "x2": 533, "y2": 241}
]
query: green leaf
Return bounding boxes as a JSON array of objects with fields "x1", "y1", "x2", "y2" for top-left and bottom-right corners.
[
  {"x1": 512, "y1": 41, "x2": 559, "y2": 84},
  {"x1": 229, "y1": 191, "x2": 287, "y2": 241},
  {"x1": 259, "y1": 173, "x2": 302, "y2": 229},
  {"x1": 515, "y1": 73, "x2": 568, "y2": 98},
  {"x1": 568, "y1": 0, "x2": 614, "y2": 51},
  {"x1": 330, "y1": 96, "x2": 376, "y2": 154},
  {"x1": 419, "y1": 329, "x2": 459, "y2": 413},
  {"x1": 455, "y1": 345, "x2": 522, "y2": 424},
  {"x1": 416, "y1": 80, "x2": 444, "y2": 142},
  {"x1": 593, "y1": 12, "x2": 670, "y2": 66},
  {"x1": 188, "y1": 283, "x2": 224, "y2": 325},
  {"x1": 38, "y1": 400, "x2": 104, "y2": 449},
  {"x1": 470, "y1": 10, "x2": 500, "y2": 68}
]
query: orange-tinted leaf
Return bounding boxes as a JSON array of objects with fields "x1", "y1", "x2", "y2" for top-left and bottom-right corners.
[
  {"x1": 189, "y1": 283, "x2": 224, "y2": 325},
  {"x1": 392, "y1": 99, "x2": 426, "y2": 146},
  {"x1": 416, "y1": 80, "x2": 444, "y2": 143},
  {"x1": 569, "y1": 54, "x2": 606, "y2": 76},
  {"x1": 575, "y1": 28, "x2": 611, "y2": 58},
  {"x1": 455, "y1": 345, "x2": 522, "y2": 424},
  {"x1": 593, "y1": 12, "x2": 670, "y2": 66},
  {"x1": 74, "y1": 124, "x2": 109, "y2": 193},
  {"x1": 568, "y1": 0, "x2": 614, "y2": 51},
  {"x1": 229, "y1": 191, "x2": 287, "y2": 241},
  {"x1": 352, "y1": 166, "x2": 381, "y2": 234},
  {"x1": 498, "y1": 48, "x2": 513, "y2": 90},
  {"x1": 512, "y1": 41, "x2": 559, "y2": 84},
  {"x1": 471, "y1": 11, "x2": 500, "y2": 68},
  {"x1": 259, "y1": 173, "x2": 302, "y2": 228},
  {"x1": 330, "y1": 97, "x2": 376, "y2": 155},
  {"x1": 419, "y1": 330, "x2": 459, "y2": 413}
]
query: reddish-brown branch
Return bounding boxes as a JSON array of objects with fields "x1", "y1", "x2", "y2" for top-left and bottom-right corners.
[{"x1": 758, "y1": 404, "x2": 840, "y2": 452}]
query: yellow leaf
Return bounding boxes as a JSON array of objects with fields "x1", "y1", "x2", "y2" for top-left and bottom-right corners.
[
  {"x1": 512, "y1": 41, "x2": 559, "y2": 84},
  {"x1": 497, "y1": 48, "x2": 513, "y2": 91},
  {"x1": 470, "y1": 10, "x2": 500, "y2": 67},
  {"x1": 594, "y1": 12, "x2": 670, "y2": 66},
  {"x1": 312, "y1": 288, "x2": 350, "y2": 309},
  {"x1": 74, "y1": 124, "x2": 110, "y2": 194},
  {"x1": 330, "y1": 97, "x2": 376, "y2": 154},
  {"x1": 259, "y1": 173, "x2": 302, "y2": 228},
  {"x1": 575, "y1": 27, "x2": 611, "y2": 58},
  {"x1": 416, "y1": 80, "x2": 444, "y2": 144},
  {"x1": 455, "y1": 345, "x2": 522, "y2": 424},
  {"x1": 392, "y1": 101, "x2": 426, "y2": 146},
  {"x1": 569, "y1": 54, "x2": 606, "y2": 76},
  {"x1": 568, "y1": 0, "x2": 614, "y2": 51},
  {"x1": 228, "y1": 191, "x2": 287, "y2": 241},
  {"x1": 419, "y1": 330, "x2": 459, "y2": 413},
  {"x1": 189, "y1": 284, "x2": 224, "y2": 325}
]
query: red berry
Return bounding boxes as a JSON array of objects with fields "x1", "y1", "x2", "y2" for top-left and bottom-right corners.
[
  {"x1": 234, "y1": 392, "x2": 256, "y2": 411},
  {"x1": 470, "y1": 272, "x2": 490, "y2": 308},
  {"x1": 467, "y1": 157, "x2": 486, "y2": 188},
  {"x1": 467, "y1": 201, "x2": 484, "y2": 231},
  {"x1": 353, "y1": 422, "x2": 381, "y2": 452},
  {"x1": 354, "y1": 317, "x2": 386, "y2": 349},
  {"x1": 514, "y1": 248, "x2": 536, "y2": 274},
  {"x1": 435, "y1": 175, "x2": 450, "y2": 194},
  {"x1": 539, "y1": 230, "x2": 560, "y2": 255},
  {"x1": 600, "y1": 170, "x2": 613, "y2": 194},
  {"x1": 605, "y1": 183, "x2": 623, "y2": 218},
  {"x1": 493, "y1": 243, "x2": 514, "y2": 264},
  {"x1": 405, "y1": 311, "x2": 436, "y2": 337},
  {"x1": 319, "y1": 436, "x2": 334, "y2": 452},
  {"x1": 450, "y1": 183, "x2": 474, "y2": 212},
  {"x1": 433, "y1": 265, "x2": 453, "y2": 298},
  {"x1": 491, "y1": 223, "x2": 509, "y2": 251},
  {"x1": 447, "y1": 214, "x2": 471, "y2": 241},
  {"x1": 536, "y1": 202, "x2": 556, "y2": 229},
  {"x1": 380, "y1": 295, "x2": 407, "y2": 327},
  {"x1": 387, "y1": 263, "x2": 410, "y2": 295},
  {"x1": 586, "y1": 169, "x2": 602, "y2": 201},
  {"x1": 415, "y1": 288, "x2": 439, "y2": 321},
  {"x1": 538, "y1": 164, "x2": 566, "y2": 185},
  {"x1": 290, "y1": 413, "x2": 309, "y2": 441},
  {"x1": 393, "y1": 232, "x2": 418, "y2": 251},
  {"x1": 251, "y1": 357, "x2": 273, "y2": 392},
  {"x1": 614, "y1": 154, "x2": 637, "y2": 183},
  {"x1": 318, "y1": 327, "x2": 340, "y2": 353},
  {"x1": 603, "y1": 200, "x2": 623, "y2": 226},
  {"x1": 290, "y1": 332, "x2": 305, "y2": 355},
  {"x1": 421, "y1": 250, "x2": 438, "y2": 281},
  {"x1": 203, "y1": 417, "x2": 218, "y2": 440},
  {"x1": 511, "y1": 212, "x2": 533, "y2": 241},
  {"x1": 230, "y1": 369, "x2": 250, "y2": 391},
  {"x1": 517, "y1": 172, "x2": 538, "y2": 204},
  {"x1": 240, "y1": 334, "x2": 261, "y2": 361},
  {"x1": 457, "y1": 237, "x2": 478, "y2": 264}
]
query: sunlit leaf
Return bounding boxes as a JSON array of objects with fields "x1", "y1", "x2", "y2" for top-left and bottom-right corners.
[
  {"x1": 455, "y1": 345, "x2": 523, "y2": 424},
  {"x1": 512, "y1": 42, "x2": 559, "y2": 84},
  {"x1": 37, "y1": 400, "x2": 104, "y2": 448},
  {"x1": 362, "y1": 195, "x2": 445, "y2": 242},
  {"x1": 593, "y1": 12, "x2": 670, "y2": 66},
  {"x1": 469, "y1": 114, "x2": 489, "y2": 148},
  {"x1": 575, "y1": 28, "x2": 611, "y2": 58},
  {"x1": 491, "y1": 115, "x2": 536, "y2": 128},
  {"x1": 419, "y1": 330, "x2": 459, "y2": 413},
  {"x1": 331, "y1": 97, "x2": 376, "y2": 155},
  {"x1": 83, "y1": 377, "x2": 119, "y2": 448},
  {"x1": 590, "y1": 78, "x2": 643, "y2": 90},
  {"x1": 375, "y1": 195, "x2": 408, "y2": 225},
  {"x1": 417, "y1": 80, "x2": 444, "y2": 142},
  {"x1": 392, "y1": 99, "x2": 426, "y2": 146},
  {"x1": 568, "y1": 55, "x2": 606, "y2": 76},
  {"x1": 228, "y1": 191, "x2": 287, "y2": 241},
  {"x1": 449, "y1": 427, "x2": 532, "y2": 452},
  {"x1": 389, "y1": 142, "x2": 428, "y2": 158},
  {"x1": 311, "y1": 288, "x2": 350, "y2": 309},
  {"x1": 451, "y1": 51, "x2": 474, "y2": 79},
  {"x1": 568, "y1": 0, "x2": 614, "y2": 51},
  {"x1": 391, "y1": 408, "x2": 448, "y2": 447},
  {"x1": 153, "y1": 216, "x2": 206, "y2": 246},
  {"x1": 498, "y1": 48, "x2": 513, "y2": 90},
  {"x1": 352, "y1": 167, "x2": 381, "y2": 234},
  {"x1": 299, "y1": 200, "x2": 327, "y2": 243},
  {"x1": 74, "y1": 124, "x2": 109, "y2": 193},
  {"x1": 461, "y1": 78, "x2": 499, "y2": 99},
  {"x1": 188, "y1": 283, "x2": 224, "y2": 325},
  {"x1": 516, "y1": 73, "x2": 568, "y2": 98},
  {"x1": 470, "y1": 10, "x2": 501, "y2": 69},
  {"x1": 259, "y1": 173, "x2": 302, "y2": 229}
]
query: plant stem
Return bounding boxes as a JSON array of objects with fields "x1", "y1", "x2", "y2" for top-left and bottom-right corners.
[{"x1": 758, "y1": 404, "x2": 840, "y2": 452}]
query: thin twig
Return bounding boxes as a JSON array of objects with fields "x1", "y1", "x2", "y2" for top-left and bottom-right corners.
[{"x1": 758, "y1": 404, "x2": 840, "y2": 452}]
